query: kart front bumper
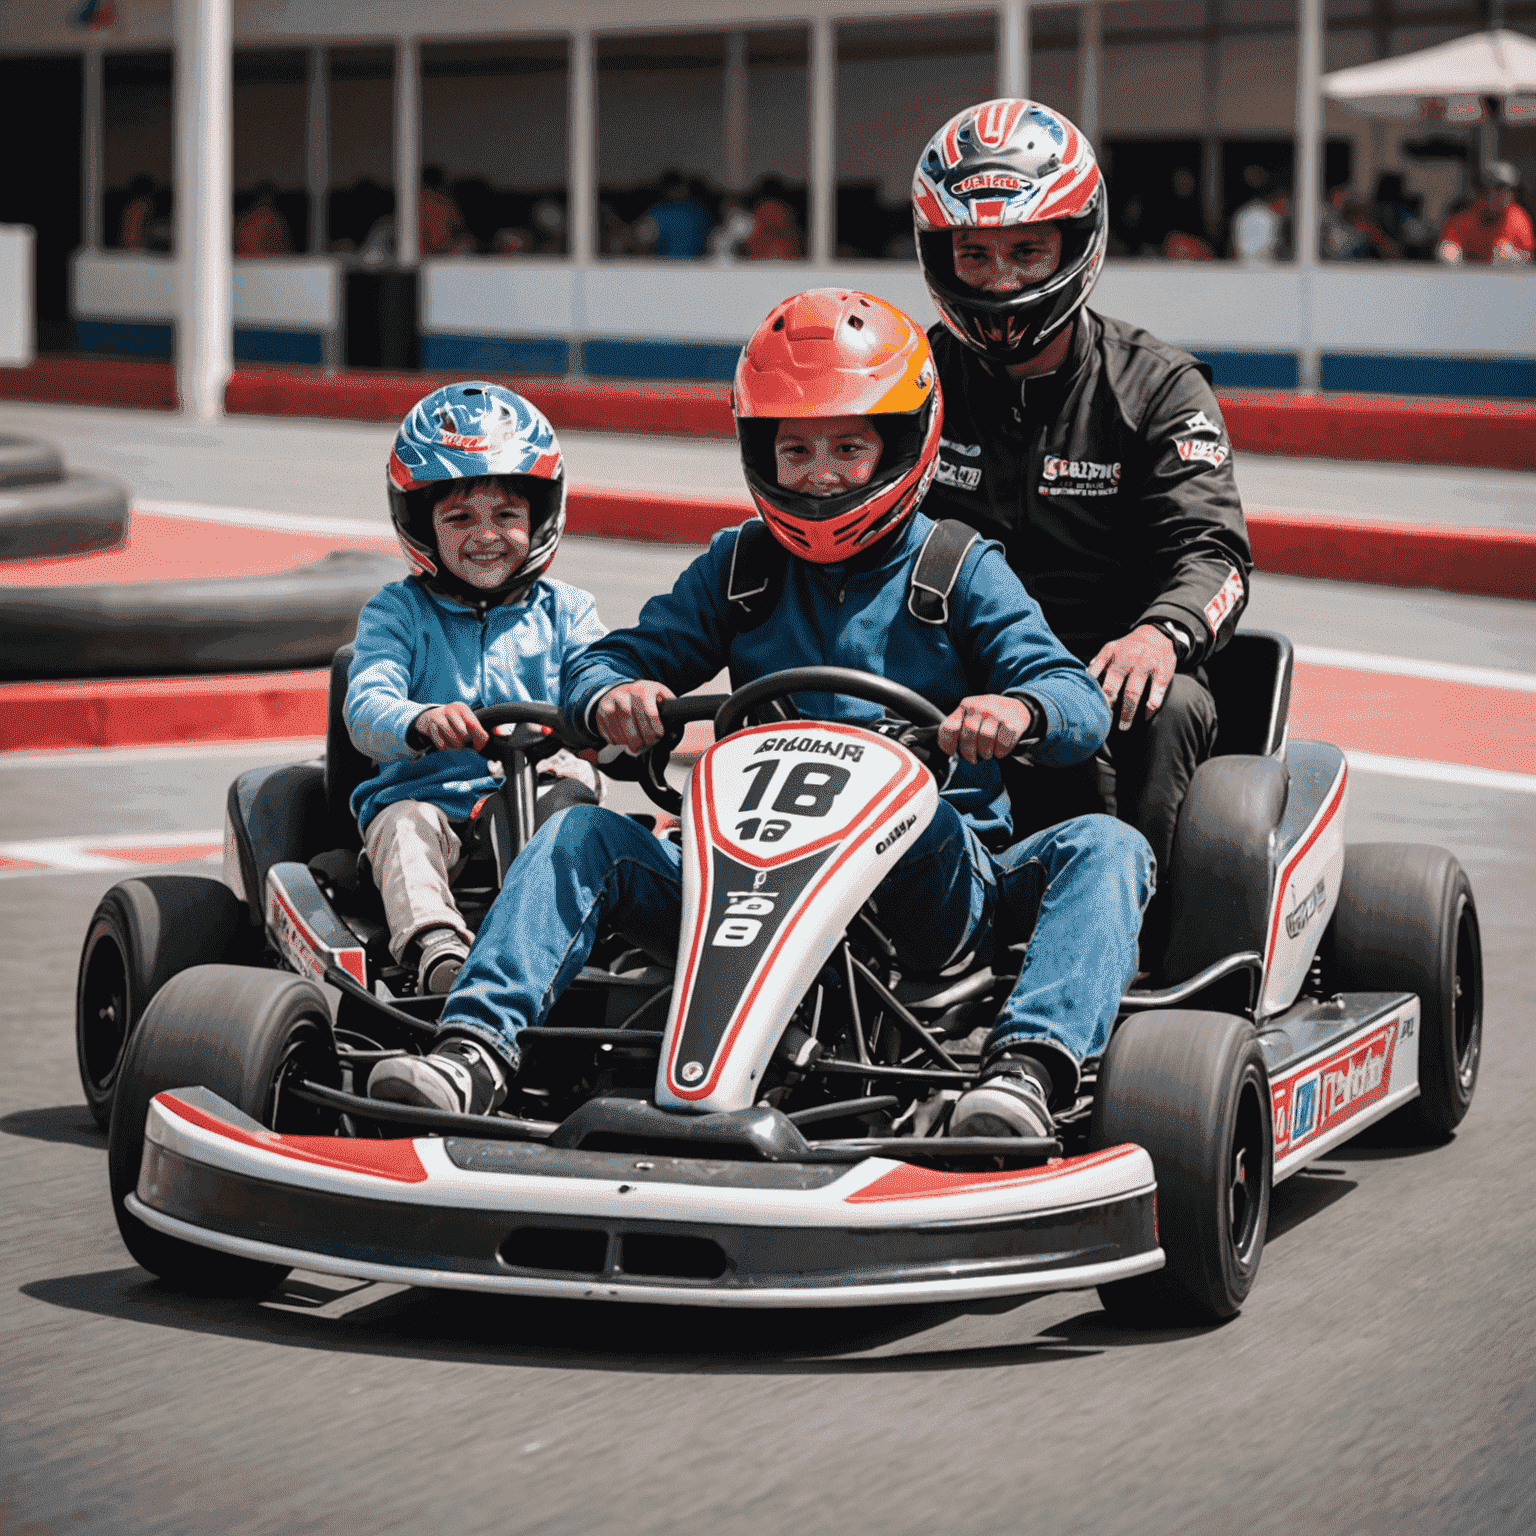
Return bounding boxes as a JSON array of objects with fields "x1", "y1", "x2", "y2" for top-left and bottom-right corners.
[{"x1": 129, "y1": 1088, "x2": 1164, "y2": 1308}]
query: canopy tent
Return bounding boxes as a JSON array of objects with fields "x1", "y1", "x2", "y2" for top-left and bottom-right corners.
[{"x1": 1323, "y1": 29, "x2": 1536, "y2": 122}]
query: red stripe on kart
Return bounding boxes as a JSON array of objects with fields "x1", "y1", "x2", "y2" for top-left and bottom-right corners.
[
  {"x1": 155, "y1": 1092, "x2": 429, "y2": 1183},
  {"x1": 1263, "y1": 761, "x2": 1348, "y2": 972},
  {"x1": 669, "y1": 765, "x2": 931, "y2": 1101},
  {"x1": 846, "y1": 1144, "x2": 1142, "y2": 1202}
]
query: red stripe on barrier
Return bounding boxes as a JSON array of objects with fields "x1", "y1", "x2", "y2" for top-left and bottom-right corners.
[
  {"x1": 0, "y1": 670, "x2": 329, "y2": 751},
  {"x1": 0, "y1": 357, "x2": 178, "y2": 411}
]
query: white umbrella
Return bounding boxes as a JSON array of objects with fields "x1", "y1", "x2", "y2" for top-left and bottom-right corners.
[{"x1": 1323, "y1": 28, "x2": 1536, "y2": 123}]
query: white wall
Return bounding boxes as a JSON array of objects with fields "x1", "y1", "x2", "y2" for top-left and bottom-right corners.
[
  {"x1": 0, "y1": 226, "x2": 35, "y2": 366},
  {"x1": 72, "y1": 251, "x2": 338, "y2": 330}
]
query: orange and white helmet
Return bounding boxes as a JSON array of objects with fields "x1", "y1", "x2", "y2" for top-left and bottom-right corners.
[{"x1": 732, "y1": 289, "x2": 942, "y2": 564}]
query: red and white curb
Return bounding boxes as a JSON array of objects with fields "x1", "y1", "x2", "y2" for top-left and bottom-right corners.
[{"x1": 0, "y1": 829, "x2": 222, "y2": 879}]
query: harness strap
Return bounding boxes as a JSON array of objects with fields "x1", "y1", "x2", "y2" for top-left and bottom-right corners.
[
  {"x1": 724, "y1": 519, "x2": 788, "y2": 632},
  {"x1": 907, "y1": 520, "x2": 981, "y2": 626}
]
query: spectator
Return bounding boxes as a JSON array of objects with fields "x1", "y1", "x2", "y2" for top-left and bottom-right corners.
[
  {"x1": 1373, "y1": 174, "x2": 1432, "y2": 259},
  {"x1": 1231, "y1": 165, "x2": 1289, "y2": 262},
  {"x1": 233, "y1": 182, "x2": 293, "y2": 256},
  {"x1": 118, "y1": 174, "x2": 156, "y2": 250},
  {"x1": 1437, "y1": 162, "x2": 1534, "y2": 265},
  {"x1": 742, "y1": 179, "x2": 802, "y2": 260},
  {"x1": 419, "y1": 165, "x2": 469, "y2": 256},
  {"x1": 1159, "y1": 166, "x2": 1212, "y2": 258},
  {"x1": 531, "y1": 198, "x2": 566, "y2": 255},
  {"x1": 634, "y1": 171, "x2": 711, "y2": 258},
  {"x1": 707, "y1": 195, "x2": 756, "y2": 260}
]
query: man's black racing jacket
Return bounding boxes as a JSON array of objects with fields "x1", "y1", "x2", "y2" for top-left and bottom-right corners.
[{"x1": 923, "y1": 309, "x2": 1253, "y2": 669}]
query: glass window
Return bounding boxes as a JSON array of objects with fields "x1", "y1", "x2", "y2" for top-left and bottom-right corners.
[
  {"x1": 104, "y1": 51, "x2": 173, "y2": 252},
  {"x1": 232, "y1": 50, "x2": 306, "y2": 254},
  {"x1": 327, "y1": 47, "x2": 394, "y2": 255},
  {"x1": 835, "y1": 12, "x2": 996, "y2": 260},
  {"x1": 421, "y1": 39, "x2": 569, "y2": 256}
]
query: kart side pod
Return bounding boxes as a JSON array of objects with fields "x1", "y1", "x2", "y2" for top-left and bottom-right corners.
[{"x1": 657, "y1": 722, "x2": 939, "y2": 1113}]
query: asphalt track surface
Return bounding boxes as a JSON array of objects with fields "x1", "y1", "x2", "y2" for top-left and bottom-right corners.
[{"x1": 3, "y1": 407, "x2": 1536, "y2": 1536}]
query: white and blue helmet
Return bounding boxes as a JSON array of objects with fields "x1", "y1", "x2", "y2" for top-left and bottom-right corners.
[{"x1": 387, "y1": 381, "x2": 566, "y2": 605}]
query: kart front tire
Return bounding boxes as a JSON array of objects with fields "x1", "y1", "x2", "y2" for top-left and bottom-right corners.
[
  {"x1": 1090, "y1": 1009, "x2": 1272, "y2": 1326},
  {"x1": 107, "y1": 964, "x2": 340, "y2": 1296},
  {"x1": 1324, "y1": 843, "x2": 1482, "y2": 1141},
  {"x1": 76, "y1": 875, "x2": 247, "y2": 1129}
]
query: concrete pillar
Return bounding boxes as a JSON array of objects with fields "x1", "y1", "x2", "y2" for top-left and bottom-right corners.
[
  {"x1": 997, "y1": 0, "x2": 1029, "y2": 101},
  {"x1": 394, "y1": 36, "x2": 420, "y2": 265},
  {"x1": 306, "y1": 47, "x2": 328, "y2": 256},
  {"x1": 724, "y1": 31, "x2": 748, "y2": 191},
  {"x1": 83, "y1": 47, "x2": 104, "y2": 250},
  {"x1": 810, "y1": 15, "x2": 834, "y2": 263},
  {"x1": 569, "y1": 29, "x2": 595, "y2": 261},
  {"x1": 1294, "y1": 0, "x2": 1323, "y2": 390},
  {"x1": 1077, "y1": 2, "x2": 1102, "y2": 148},
  {"x1": 175, "y1": 0, "x2": 233, "y2": 422}
]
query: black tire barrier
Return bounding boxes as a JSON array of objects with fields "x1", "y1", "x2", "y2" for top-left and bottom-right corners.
[
  {"x1": 0, "y1": 470, "x2": 131, "y2": 562},
  {"x1": 0, "y1": 546, "x2": 404, "y2": 680},
  {"x1": 0, "y1": 433, "x2": 65, "y2": 488}
]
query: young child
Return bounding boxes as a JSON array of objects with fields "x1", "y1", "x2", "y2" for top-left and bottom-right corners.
[
  {"x1": 370, "y1": 292, "x2": 1151, "y2": 1140},
  {"x1": 345, "y1": 382, "x2": 606, "y2": 995}
]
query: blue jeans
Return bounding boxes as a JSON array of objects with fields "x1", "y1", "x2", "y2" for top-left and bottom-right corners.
[{"x1": 442, "y1": 802, "x2": 1153, "y2": 1100}]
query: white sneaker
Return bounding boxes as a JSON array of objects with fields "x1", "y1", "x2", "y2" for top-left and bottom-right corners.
[
  {"x1": 949, "y1": 1062, "x2": 1054, "y2": 1139},
  {"x1": 417, "y1": 929, "x2": 470, "y2": 995},
  {"x1": 368, "y1": 1038, "x2": 508, "y2": 1116}
]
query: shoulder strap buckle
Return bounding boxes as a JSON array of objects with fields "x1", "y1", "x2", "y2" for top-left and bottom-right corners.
[{"x1": 907, "y1": 520, "x2": 980, "y2": 626}]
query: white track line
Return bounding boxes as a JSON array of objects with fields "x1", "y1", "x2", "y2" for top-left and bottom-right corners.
[
  {"x1": 135, "y1": 499, "x2": 396, "y2": 541},
  {"x1": 0, "y1": 739, "x2": 323, "y2": 770},
  {"x1": 1345, "y1": 751, "x2": 1536, "y2": 795},
  {"x1": 0, "y1": 829, "x2": 223, "y2": 879},
  {"x1": 1295, "y1": 646, "x2": 1536, "y2": 693}
]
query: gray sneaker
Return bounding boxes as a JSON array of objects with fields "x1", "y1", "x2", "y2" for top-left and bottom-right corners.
[
  {"x1": 417, "y1": 930, "x2": 470, "y2": 996},
  {"x1": 949, "y1": 1061, "x2": 1054, "y2": 1139},
  {"x1": 368, "y1": 1038, "x2": 509, "y2": 1116}
]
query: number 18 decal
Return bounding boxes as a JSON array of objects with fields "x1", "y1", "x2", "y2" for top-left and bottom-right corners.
[{"x1": 735, "y1": 758, "x2": 850, "y2": 842}]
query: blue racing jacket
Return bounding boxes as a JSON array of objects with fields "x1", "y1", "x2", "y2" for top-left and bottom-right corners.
[
  {"x1": 563, "y1": 515, "x2": 1111, "y2": 846},
  {"x1": 347, "y1": 575, "x2": 606, "y2": 833}
]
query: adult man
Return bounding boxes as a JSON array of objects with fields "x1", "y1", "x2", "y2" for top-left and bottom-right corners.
[
  {"x1": 912, "y1": 99, "x2": 1252, "y2": 969},
  {"x1": 370, "y1": 290, "x2": 1152, "y2": 1140},
  {"x1": 1438, "y1": 162, "x2": 1534, "y2": 265}
]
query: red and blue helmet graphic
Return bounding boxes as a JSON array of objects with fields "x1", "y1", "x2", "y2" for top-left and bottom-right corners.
[
  {"x1": 911, "y1": 99, "x2": 1107, "y2": 365},
  {"x1": 387, "y1": 382, "x2": 567, "y2": 605}
]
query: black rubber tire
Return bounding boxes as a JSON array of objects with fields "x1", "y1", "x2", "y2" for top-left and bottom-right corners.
[
  {"x1": 1324, "y1": 843, "x2": 1482, "y2": 1140},
  {"x1": 0, "y1": 547, "x2": 401, "y2": 680},
  {"x1": 1090, "y1": 1009, "x2": 1273, "y2": 1324},
  {"x1": 0, "y1": 470, "x2": 130, "y2": 561},
  {"x1": 0, "y1": 433, "x2": 64, "y2": 488},
  {"x1": 107, "y1": 964, "x2": 341, "y2": 1295},
  {"x1": 76, "y1": 876, "x2": 248, "y2": 1130}
]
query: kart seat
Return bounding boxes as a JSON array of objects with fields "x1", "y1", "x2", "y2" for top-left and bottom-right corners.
[
  {"x1": 324, "y1": 643, "x2": 373, "y2": 851},
  {"x1": 1203, "y1": 628, "x2": 1293, "y2": 758}
]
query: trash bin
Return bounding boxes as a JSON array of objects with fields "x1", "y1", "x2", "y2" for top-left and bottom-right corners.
[{"x1": 344, "y1": 267, "x2": 418, "y2": 369}]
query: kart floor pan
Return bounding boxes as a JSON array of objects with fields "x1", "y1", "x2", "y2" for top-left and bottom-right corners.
[{"x1": 128, "y1": 1087, "x2": 1163, "y2": 1308}]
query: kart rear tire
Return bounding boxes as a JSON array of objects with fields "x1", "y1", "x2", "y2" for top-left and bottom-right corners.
[
  {"x1": 76, "y1": 876, "x2": 247, "y2": 1130},
  {"x1": 107, "y1": 963, "x2": 340, "y2": 1296},
  {"x1": 1323, "y1": 843, "x2": 1481, "y2": 1141},
  {"x1": 0, "y1": 432, "x2": 64, "y2": 488},
  {"x1": 1090, "y1": 1009, "x2": 1272, "y2": 1325}
]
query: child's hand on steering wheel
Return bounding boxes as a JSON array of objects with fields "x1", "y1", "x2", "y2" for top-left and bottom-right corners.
[
  {"x1": 938, "y1": 694, "x2": 1035, "y2": 763},
  {"x1": 413, "y1": 702, "x2": 490, "y2": 753}
]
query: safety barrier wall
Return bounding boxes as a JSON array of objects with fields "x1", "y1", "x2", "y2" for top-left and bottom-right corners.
[{"x1": 0, "y1": 226, "x2": 34, "y2": 368}]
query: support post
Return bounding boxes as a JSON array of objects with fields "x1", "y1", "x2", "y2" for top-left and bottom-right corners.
[
  {"x1": 1077, "y1": 2, "x2": 1102, "y2": 148},
  {"x1": 997, "y1": 0, "x2": 1029, "y2": 101},
  {"x1": 1294, "y1": 0, "x2": 1323, "y2": 391},
  {"x1": 175, "y1": 0, "x2": 233, "y2": 422},
  {"x1": 1202, "y1": 0, "x2": 1221, "y2": 242},
  {"x1": 810, "y1": 14, "x2": 834, "y2": 263},
  {"x1": 569, "y1": 29, "x2": 595, "y2": 261},
  {"x1": 724, "y1": 31, "x2": 748, "y2": 191},
  {"x1": 83, "y1": 47, "x2": 104, "y2": 250},
  {"x1": 394, "y1": 36, "x2": 420, "y2": 266},
  {"x1": 306, "y1": 47, "x2": 328, "y2": 257}
]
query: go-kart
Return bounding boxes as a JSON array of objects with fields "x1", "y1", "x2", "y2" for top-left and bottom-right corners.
[{"x1": 83, "y1": 633, "x2": 1482, "y2": 1323}]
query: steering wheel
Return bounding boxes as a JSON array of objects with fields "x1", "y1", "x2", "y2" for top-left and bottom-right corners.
[
  {"x1": 471, "y1": 702, "x2": 571, "y2": 767},
  {"x1": 714, "y1": 666, "x2": 946, "y2": 740}
]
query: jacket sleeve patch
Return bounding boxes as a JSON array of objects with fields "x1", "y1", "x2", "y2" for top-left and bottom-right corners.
[
  {"x1": 1203, "y1": 567, "x2": 1245, "y2": 637},
  {"x1": 1175, "y1": 437, "x2": 1229, "y2": 470}
]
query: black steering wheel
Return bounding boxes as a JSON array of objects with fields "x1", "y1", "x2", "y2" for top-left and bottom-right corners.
[
  {"x1": 471, "y1": 702, "x2": 571, "y2": 767},
  {"x1": 714, "y1": 666, "x2": 946, "y2": 739}
]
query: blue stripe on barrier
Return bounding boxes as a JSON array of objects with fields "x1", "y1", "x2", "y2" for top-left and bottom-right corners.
[
  {"x1": 1320, "y1": 353, "x2": 1536, "y2": 400},
  {"x1": 77, "y1": 321, "x2": 173, "y2": 358},
  {"x1": 1189, "y1": 350, "x2": 1300, "y2": 390},
  {"x1": 420, "y1": 333, "x2": 570, "y2": 376},
  {"x1": 581, "y1": 338, "x2": 743, "y2": 382},
  {"x1": 233, "y1": 329, "x2": 325, "y2": 366}
]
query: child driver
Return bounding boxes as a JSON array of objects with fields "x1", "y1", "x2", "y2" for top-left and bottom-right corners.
[
  {"x1": 345, "y1": 382, "x2": 606, "y2": 996},
  {"x1": 370, "y1": 293, "x2": 1151, "y2": 1142}
]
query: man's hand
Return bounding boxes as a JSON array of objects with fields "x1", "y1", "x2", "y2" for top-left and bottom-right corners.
[
  {"x1": 594, "y1": 680, "x2": 676, "y2": 753},
  {"x1": 414, "y1": 702, "x2": 489, "y2": 753},
  {"x1": 937, "y1": 694, "x2": 1035, "y2": 763},
  {"x1": 1089, "y1": 624, "x2": 1177, "y2": 731}
]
